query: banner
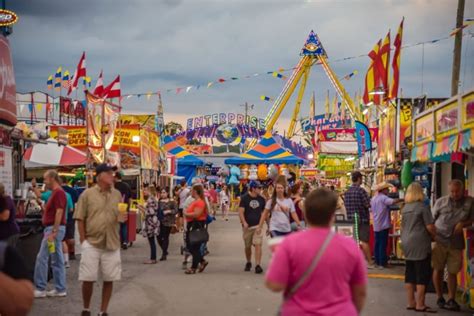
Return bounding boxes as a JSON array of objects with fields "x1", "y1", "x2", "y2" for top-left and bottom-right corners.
[
  {"x1": 378, "y1": 106, "x2": 396, "y2": 164},
  {"x1": 317, "y1": 154, "x2": 356, "y2": 179},
  {"x1": 120, "y1": 114, "x2": 156, "y2": 130},
  {"x1": 0, "y1": 146, "x2": 13, "y2": 196},
  {"x1": 399, "y1": 99, "x2": 413, "y2": 151},
  {"x1": 318, "y1": 128, "x2": 378, "y2": 143},
  {"x1": 355, "y1": 121, "x2": 372, "y2": 157},
  {"x1": 49, "y1": 125, "x2": 87, "y2": 150},
  {"x1": 301, "y1": 113, "x2": 352, "y2": 133},
  {"x1": 0, "y1": 35, "x2": 17, "y2": 126}
]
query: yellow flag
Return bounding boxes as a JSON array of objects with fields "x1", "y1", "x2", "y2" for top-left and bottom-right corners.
[{"x1": 324, "y1": 90, "x2": 330, "y2": 119}]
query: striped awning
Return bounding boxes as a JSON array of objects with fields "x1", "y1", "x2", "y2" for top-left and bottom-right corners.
[
  {"x1": 163, "y1": 136, "x2": 204, "y2": 166},
  {"x1": 459, "y1": 129, "x2": 474, "y2": 152},
  {"x1": 225, "y1": 132, "x2": 305, "y2": 165},
  {"x1": 432, "y1": 134, "x2": 458, "y2": 157},
  {"x1": 411, "y1": 142, "x2": 433, "y2": 162}
]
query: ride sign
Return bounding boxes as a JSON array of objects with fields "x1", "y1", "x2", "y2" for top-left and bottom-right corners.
[{"x1": 0, "y1": 9, "x2": 18, "y2": 26}]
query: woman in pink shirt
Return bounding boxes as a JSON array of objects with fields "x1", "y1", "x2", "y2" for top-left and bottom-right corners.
[{"x1": 265, "y1": 188, "x2": 367, "y2": 315}]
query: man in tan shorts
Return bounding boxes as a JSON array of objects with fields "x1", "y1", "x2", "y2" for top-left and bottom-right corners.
[
  {"x1": 432, "y1": 179, "x2": 474, "y2": 311},
  {"x1": 239, "y1": 181, "x2": 266, "y2": 274},
  {"x1": 74, "y1": 164, "x2": 127, "y2": 316}
]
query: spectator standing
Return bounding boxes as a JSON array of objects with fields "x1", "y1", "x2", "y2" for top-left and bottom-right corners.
[
  {"x1": 219, "y1": 184, "x2": 230, "y2": 221},
  {"x1": 61, "y1": 176, "x2": 79, "y2": 260},
  {"x1": 265, "y1": 188, "x2": 367, "y2": 315},
  {"x1": 178, "y1": 180, "x2": 191, "y2": 231},
  {"x1": 370, "y1": 182, "x2": 399, "y2": 268},
  {"x1": 33, "y1": 170, "x2": 68, "y2": 298},
  {"x1": 401, "y1": 182, "x2": 436, "y2": 313},
  {"x1": 74, "y1": 164, "x2": 127, "y2": 316},
  {"x1": 139, "y1": 186, "x2": 160, "y2": 264},
  {"x1": 208, "y1": 183, "x2": 218, "y2": 216},
  {"x1": 238, "y1": 181, "x2": 266, "y2": 274},
  {"x1": 344, "y1": 171, "x2": 374, "y2": 268},
  {"x1": 114, "y1": 172, "x2": 132, "y2": 250},
  {"x1": 158, "y1": 188, "x2": 177, "y2": 261},
  {"x1": 0, "y1": 182, "x2": 20, "y2": 247},
  {"x1": 432, "y1": 179, "x2": 474, "y2": 311},
  {"x1": 290, "y1": 182, "x2": 306, "y2": 231}
]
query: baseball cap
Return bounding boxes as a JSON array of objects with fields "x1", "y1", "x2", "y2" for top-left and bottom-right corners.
[
  {"x1": 95, "y1": 163, "x2": 117, "y2": 176},
  {"x1": 249, "y1": 181, "x2": 263, "y2": 189}
]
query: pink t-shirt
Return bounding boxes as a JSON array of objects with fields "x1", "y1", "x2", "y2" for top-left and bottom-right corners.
[{"x1": 266, "y1": 227, "x2": 367, "y2": 316}]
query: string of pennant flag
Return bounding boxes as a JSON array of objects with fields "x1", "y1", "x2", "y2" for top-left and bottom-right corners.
[{"x1": 42, "y1": 27, "x2": 473, "y2": 105}]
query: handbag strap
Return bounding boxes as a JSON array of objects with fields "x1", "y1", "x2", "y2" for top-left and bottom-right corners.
[{"x1": 285, "y1": 231, "x2": 335, "y2": 299}]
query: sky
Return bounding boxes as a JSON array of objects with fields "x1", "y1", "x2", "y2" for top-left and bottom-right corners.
[{"x1": 7, "y1": 0, "x2": 474, "y2": 133}]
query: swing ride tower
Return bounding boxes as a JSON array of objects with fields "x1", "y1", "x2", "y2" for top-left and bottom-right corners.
[{"x1": 255, "y1": 30, "x2": 360, "y2": 145}]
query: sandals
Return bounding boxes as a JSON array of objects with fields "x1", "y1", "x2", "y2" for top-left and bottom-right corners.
[
  {"x1": 184, "y1": 268, "x2": 197, "y2": 274},
  {"x1": 415, "y1": 306, "x2": 437, "y2": 313},
  {"x1": 143, "y1": 260, "x2": 157, "y2": 264},
  {"x1": 198, "y1": 260, "x2": 209, "y2": 273}
]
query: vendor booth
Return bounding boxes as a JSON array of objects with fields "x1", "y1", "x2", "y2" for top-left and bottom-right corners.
[{"x1": 163, "y1": 135, "x2": 205, "y2": 184}]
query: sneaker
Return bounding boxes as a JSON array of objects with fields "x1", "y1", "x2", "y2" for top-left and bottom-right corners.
[
  {"x1": 255, "y1": 265, "x2": 263, "y2": 274},
  {"x1": 34, "y1": 289, "x2": 47, "y2": 298},
  {"x1": 46, "y1": 289, "x2": 67, "y2": 297},
  {"x1": 445, "y1": 299, "x2": 461, "y2": 311},
  {"x1": 244, "y1": 262, "x2": 252, "y2": 272},
  {"x1": 65, "y1": 261, "x2": 70, "y2": 269},
  {"x1": 437, "y1": 297, "x2": 446, "y2": 309},
  {"x1": 367, "y1": 263, "x2": 376, "y2": 270},
  {"x1": 121, "y1": 243, "x2": 128, "y2": 250},
  {"x1": 81, "y1": 311, "x2": 91, "y2": 316},
  {"x1": 376, "y1": 265, "x2": 384, "y2": 270}
]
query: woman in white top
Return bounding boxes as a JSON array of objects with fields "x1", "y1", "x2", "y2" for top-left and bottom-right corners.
[
  {"x1": 219, "y1": 184, "x2": 230, "y2": 221},
  {"x1": 258, "y1": 183, "x2": 302, "y2": 237}
]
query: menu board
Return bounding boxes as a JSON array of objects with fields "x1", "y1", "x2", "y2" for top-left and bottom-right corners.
[
  {"x1": 435, "y1": 102, "x2": 458, "y2": 139},
  {"x1": 0, "y1": 146, "x2": 13, "y2": 196}
]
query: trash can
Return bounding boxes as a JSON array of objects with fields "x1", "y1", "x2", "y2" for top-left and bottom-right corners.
[{"x1": 16, "y1": 217, "x2": 44, "y2": 281}]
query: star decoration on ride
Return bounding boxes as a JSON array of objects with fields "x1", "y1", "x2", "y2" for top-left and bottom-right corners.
[{"x1": 301, "y1": 30, "x2": 327, "y2": 57}]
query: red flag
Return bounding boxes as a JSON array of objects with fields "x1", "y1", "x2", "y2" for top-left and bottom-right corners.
[
  {"x1": 391, "y1": 18, "x2": 404, "y2": 99},
  {"x1": 377, "y1": 31, "x2": 391, "y2": 93},
  {"x1": 363, "y1": 40, "x2": 382, "y2": 104},
  {"x1": 67, "y1": 52, "x2": 86, "y2": 95},
  {"x1": 103, "y1": 75, "x2": 121, "y2": 99},
  {"x1": 93, "y1": 70, "x2": 104, "y2": 97}
]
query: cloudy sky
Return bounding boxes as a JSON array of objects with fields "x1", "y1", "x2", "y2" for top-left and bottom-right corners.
[{"x1": 8, "y1": 0, "x2": 474, "y2": 132}]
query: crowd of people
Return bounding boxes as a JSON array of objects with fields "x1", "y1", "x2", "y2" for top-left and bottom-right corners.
[{"x1": 1, "y1": 165, "x2": 474, "y2": 315}]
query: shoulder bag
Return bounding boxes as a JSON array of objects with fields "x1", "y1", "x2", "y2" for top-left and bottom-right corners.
[{"x1": 278, "y1": 231, "x2": 335, "y2": 315}]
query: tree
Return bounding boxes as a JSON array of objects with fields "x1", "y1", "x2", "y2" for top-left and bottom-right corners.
[{"x1": 164, "y1": 121, "x2": 183, "y2": 136}]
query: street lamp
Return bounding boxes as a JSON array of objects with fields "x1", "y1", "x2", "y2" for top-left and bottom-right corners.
[
  {"x1": 369, "y1": 87, "x2": 386, "y2": 96},
  {"x1": 307, "y1": 153, "x2": 314, "y2": 160},
  {"x1": 132, "y1": 135, "x2": 140, "y2": 143}
]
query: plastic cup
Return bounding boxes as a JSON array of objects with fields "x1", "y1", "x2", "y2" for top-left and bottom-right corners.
[{"x1": 118, "y1": 203, "x2": 128, "y2": 214}]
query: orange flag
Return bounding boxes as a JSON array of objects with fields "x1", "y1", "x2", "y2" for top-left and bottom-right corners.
[
  {"x1": 363, "y1": 39, "x2": 382, "y2": 104},
  {"x1": 391, "y1": 18, "x2": 404, "y2": 99}
]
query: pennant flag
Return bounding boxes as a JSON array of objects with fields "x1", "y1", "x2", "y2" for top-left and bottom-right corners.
[
  {"x1": 218, "y1": 78, "x2": 226, "y2": 83},
  {"x1": 83, "y1": 76, "x2": 92, "y2": 87},
  {"x1": 391, "y1": 18, "x2": 404, "y2": 99},
  {"x1": 363, "y1": 39, "x2": 382, "y2": 104},
  {"x1": 324, "y1": 90, "x2": 330, "y2": 119},
  {"x1": 103, "y1": 75, "x2": 121, "y2": 98},
  {"x1": 342, "y1": 70, "x2": 358, "y2": 80},
  {"x1": 207, "y1": 82, "x2": 214, "y2": 88},
  {"x1": 272, "y1": 72, "x2": 286, "y2": 79},
  {"x1": 146, "y1": 92, "x2": 152, "y2": 100},
  {"x1": 62, "y1": 70, "x2": 70, "y2": 89},
  {"x1": 20, "y1": 104, "x2": 25, "y2": 113},
  {"x1": 260, "y1": 95, "x2": 272, "y2": 101},
  {"x1": 186, "y1": 86, "x2": 193, "y2": 93},
  {"x1": 47, "y1": 75, "x2": 53, "y2": 90},
  {"x1": 28, "y1": 104, "x2": 33, "y2": 113},
  {"x1": 176, "y1": 87, "x2": 183, "y2": 94},
  {"x1": 231, "y1": 77, "x2": 238, "y2": 80},
  {"x1": 93, "y1": 70, "x2": 104, "y2": 97},
  {"x1": 378, "y1": 31, "x2": 391, "y2": 93},
  {"x1": 450, "y1": 25, "x2": 468, "y2": 37},
  {"x1": 54, "y1": 67, "x2": 62, "y2": 91},
  {"x1": 68, "y1": 52, "x2": 87, "y2": 95},
  {"x1": 36, "y1": 103, "x2": 43, "y2": 111}
]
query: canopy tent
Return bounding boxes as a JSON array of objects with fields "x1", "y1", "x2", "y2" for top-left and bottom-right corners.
[
  {"x1": 163, "y1": 136, "x2": 204, "y2": 184},
  {"x1": 224, "y1": 132, "x2": 305, "y2": 165},
  {"x1": 24, "y1": 139, "x2": 87, "y2": 168}
]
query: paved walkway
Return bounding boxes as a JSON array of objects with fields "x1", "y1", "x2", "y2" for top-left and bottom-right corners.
[{"x1": 31, "y1": 214, "x2": 471, "y2": 315}]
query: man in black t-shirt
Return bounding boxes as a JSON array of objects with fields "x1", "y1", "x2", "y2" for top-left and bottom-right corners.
[{"x1": 238, "y1": 181, "x2": 266, "y2": 274}]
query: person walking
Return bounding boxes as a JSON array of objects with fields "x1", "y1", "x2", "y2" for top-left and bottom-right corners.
[
  {"x1": 344, "y1": 171, "x2": 374, "y2": 268},
  {"x1": 238, "y1": 181, "x2": 266, "y2": 274},
  {"x1": 432, "y1": 179, "x2": 474, "y2": 311},
  {"x1": 33, "y1": 170, "x2": 68, "y2": 298},
  {"x1": 290, "y1": 182, "x2": 305, "y2": 231},
  {"x1": 265, "y1": 188, "x2": 367, "y2": 315},
  {"x1": 60, "y1": 176, "x2": 79, "y2": 261},
  {"x1": 208, "y1": 183, "x2": 218, "y2": 216},
  {"x1": 178, "y1": 180, "x2": 191, "y2": 231},
  {"x1": 219, "y1": 184, "x2": 230, "y2": 221},
  {"x1": 158, "y1": 188, "x2": 177, "y2": 261},
  {"x1": 258, "y1": 182, "x2": 302, "y2": 238},
  {"x1": 74, "y1": 164, "x2": 127, "y2": 316},
  {"x1": 400, "y1": 182, "x2": 436, "y2": 313},
  {"x1": 114, "y1": 172, "x2": 132, "y2": 250},
  {"x1": 0, "y1": 182, "x2": 20, "y2": 247},
  {"x1": 184, "y1": 185, "x2": 209, "y2": 274},
  {"x1": 370, "y1": 182, "x2": 399, "y2": 269},
  {"x1": 139, "y1": 186, "x2": 160, "y2": 264}
]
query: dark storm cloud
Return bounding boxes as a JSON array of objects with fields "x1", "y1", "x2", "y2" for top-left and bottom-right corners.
[{"x1": 6, "y1": 0, "x2": 474, "y2": 122}]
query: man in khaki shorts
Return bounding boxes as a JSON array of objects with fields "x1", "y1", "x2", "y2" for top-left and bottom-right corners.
[
  {"x1": 74, "y1": 164, "x2": 127, "y2": 316},
  {"x1": 432, "y1": 179, "x2": 474, "y2": 311},
  {"x1": 239, "y1": 181, "x2": 266, "y2": 274}
]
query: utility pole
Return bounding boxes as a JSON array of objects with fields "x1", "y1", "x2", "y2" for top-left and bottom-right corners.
[
  {"x1": 451, "y1": 0, "x2": 465, "y2": 96},
  {"x1": 239, "y1": 102, "x2": 254, "y2": 124}
]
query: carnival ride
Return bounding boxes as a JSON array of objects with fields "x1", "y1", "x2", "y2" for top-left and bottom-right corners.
[{"x1": 251, "y1": 30, "x2": 361, "y2": 146}]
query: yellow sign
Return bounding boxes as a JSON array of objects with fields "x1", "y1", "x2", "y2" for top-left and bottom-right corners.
[
  {"x1": 119, "y1": 114, "x2": 156, "y2": 130},
  {"x1": 462, "y1": 91, "x2": 474, "y2": 130}
]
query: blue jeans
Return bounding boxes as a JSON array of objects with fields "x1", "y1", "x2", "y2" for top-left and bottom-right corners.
[
  {"x1": 271, "y1": 231, "x2": 291, "y2": 238},
  {"x1": 120, "y1": 222, "x2": 128, "y2": 244},
  {"x1": 374, "y1": 228, "x2": 389, "y2": 266},
  {"x1": 34, "y1": 226, "x2": 66, "y2": 292}
]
